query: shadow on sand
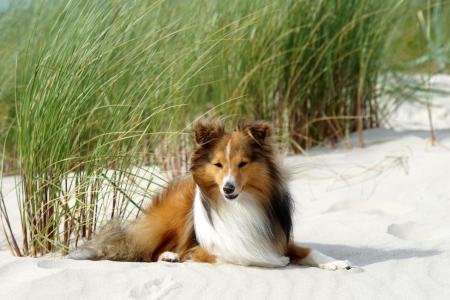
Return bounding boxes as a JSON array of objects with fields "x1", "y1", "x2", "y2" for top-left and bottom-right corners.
[
  {"x1": 352, "y1": 128, "x2": 450, "y2": 147},
  {"x1": 300, "y1": 243, "x2": 441, "y2": 267}
]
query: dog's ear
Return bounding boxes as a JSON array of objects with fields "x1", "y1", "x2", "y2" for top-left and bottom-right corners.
[
  {"x1": 240, "y1": 121, "x2": 272, "y2": 145},
  {"x1": 194, "y1": 120, "x2": 225, "y2": 146}
]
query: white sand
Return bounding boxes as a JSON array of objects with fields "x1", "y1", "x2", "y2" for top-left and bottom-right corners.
[{"x1": 1, "y1": 77, "x2": 450, "y2": 299}]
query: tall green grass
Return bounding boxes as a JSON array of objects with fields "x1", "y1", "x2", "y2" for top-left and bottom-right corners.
[
  {"x1": 382, "y1": 0, "x2": 450, "y2": 145},
  {"x1": 0, "y1": 0, "x2": 407, "y2": 256},
  {"x1": 386, "y1": 0, "x2": 450, "y2": 73}
]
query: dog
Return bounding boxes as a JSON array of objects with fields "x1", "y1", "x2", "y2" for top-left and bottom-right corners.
[{"x1": 69, "y1": 120, "x2": 351, "y2": 270}]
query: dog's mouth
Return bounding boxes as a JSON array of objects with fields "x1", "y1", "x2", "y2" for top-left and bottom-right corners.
[{"x1": 224, "y1": 193, "x2": 239, "y2": 200}]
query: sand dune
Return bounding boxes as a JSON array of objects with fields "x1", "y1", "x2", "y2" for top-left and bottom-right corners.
[{"x1": 1, "y1": 79, "x2": 450, "y2": 299}]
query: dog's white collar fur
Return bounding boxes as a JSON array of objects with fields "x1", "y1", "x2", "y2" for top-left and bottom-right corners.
[{"x1": 193, "y1": 186, "x2": 289, "y2": 267}]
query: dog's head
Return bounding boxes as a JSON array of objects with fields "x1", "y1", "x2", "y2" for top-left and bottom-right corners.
[{"x1": 190, "y1": 120, "x2": 276, "y2": 203}]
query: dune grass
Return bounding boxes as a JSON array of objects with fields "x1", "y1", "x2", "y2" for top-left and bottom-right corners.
[
  {"x1": 383, "y1": 0, "x2": 450, "y2": 145},
  {"x1": 386, "y1": 0, "x2": 450, "y2": 73},
  {"x1": 0, "y1": 0, "x2": 422, "y2": 256}
]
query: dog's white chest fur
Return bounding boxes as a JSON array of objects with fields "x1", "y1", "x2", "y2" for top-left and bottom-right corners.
[{"x1": 193, "y1": 186, "x2": 289, "y2": 267}]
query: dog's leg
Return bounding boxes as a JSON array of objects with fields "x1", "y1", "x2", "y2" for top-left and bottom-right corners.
[
  {"x1": 183, "y1": 245, "x2": 216, "y2": 264},
  {"x1": 287, "y1": 243, "x2": 311, "y2": 263},
  {"x1": 288, "y1": 243, "x2": 351, "y2": 271}
]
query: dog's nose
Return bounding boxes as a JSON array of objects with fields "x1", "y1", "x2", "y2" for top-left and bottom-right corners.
[{"x1": 222, "y1": 183, "x2": 235, "y2": 195}]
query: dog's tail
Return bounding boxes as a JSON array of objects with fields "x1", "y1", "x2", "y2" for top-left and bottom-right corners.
[{"x1": 68, "y1": 219, "x2": 138, "y2": 261}]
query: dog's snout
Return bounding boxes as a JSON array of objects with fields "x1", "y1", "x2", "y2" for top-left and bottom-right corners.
[{"x1": 222, "y1": 183, "x2": 235, "y2": 195}]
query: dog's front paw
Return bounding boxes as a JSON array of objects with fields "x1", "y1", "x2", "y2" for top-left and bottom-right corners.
[
  {"x1": 319, "y1": 260, "x2": 352, "y2": 271},
  {"x1": 158, "y1": 251, "x2": 181, "y2": 263}
]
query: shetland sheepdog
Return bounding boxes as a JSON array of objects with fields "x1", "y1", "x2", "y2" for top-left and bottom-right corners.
[{"x1": 69, "y1": 120, "x2": 351, "y2": 270}]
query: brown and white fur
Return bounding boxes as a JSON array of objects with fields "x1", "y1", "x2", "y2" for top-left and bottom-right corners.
[{"x1": 69, "y1": 120, "x2": 351, "y2": 270}]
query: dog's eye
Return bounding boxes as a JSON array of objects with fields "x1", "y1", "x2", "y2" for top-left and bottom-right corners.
[
  {"x1": 238, "y1": 161, "x2": 248, "y2": 168},
  {"x1": 214, "y1": 162, "x2": 223, "y2": 168}
]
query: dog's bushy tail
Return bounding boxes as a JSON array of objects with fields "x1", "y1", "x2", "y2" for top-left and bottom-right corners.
[{"x1": 68, "y1": 220, "x2": 138, "y2": 261}]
